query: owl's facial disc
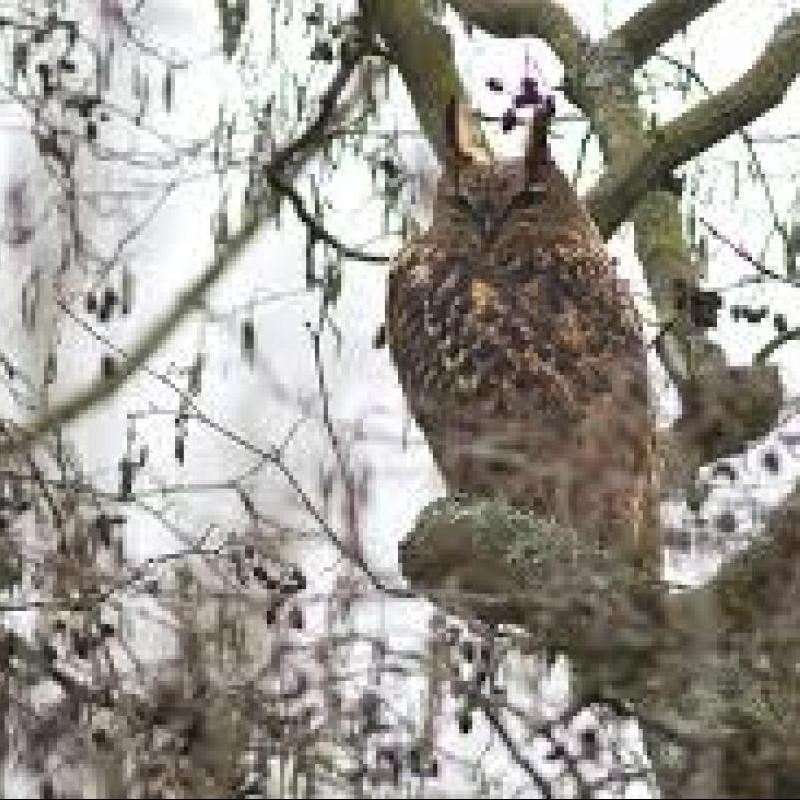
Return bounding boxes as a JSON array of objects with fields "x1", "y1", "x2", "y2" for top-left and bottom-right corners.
[{"x1": 445, "y1": 161, "x2": 550, "y2": 244}]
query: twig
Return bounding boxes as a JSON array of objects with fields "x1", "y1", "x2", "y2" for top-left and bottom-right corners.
[
  {"x1": 755, "y1": 325, "x2": 800, "y2": 364},
  {"x1": 263, "y1": 168, "x2": 390, "y2": 263},
  {"x1": 48, "y1": 302, "x2": 413, "y2": 598},
  {"x1": 698, "y1": 214, "x2": 789, "y2": 284},
  {"x1": 18, "y1": 44, "x2": 370, "y2": 443}
]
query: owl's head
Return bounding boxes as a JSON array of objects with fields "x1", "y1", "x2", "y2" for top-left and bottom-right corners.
[{"x1": 432, "y1": 95, "x2": 589, "y2": 247}]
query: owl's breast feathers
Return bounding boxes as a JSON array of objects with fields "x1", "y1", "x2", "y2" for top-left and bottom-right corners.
[
  {"x1": 388, "y1": 227, "x2": 646, "y2": 424},
  {"x1": 387, "y1": 222, "x2": 658, "y2": 556}
]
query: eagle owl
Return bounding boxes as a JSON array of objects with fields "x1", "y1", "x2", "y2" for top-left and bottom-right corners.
[{"x1": 388, "y1": 97, "x2": 659, "y2": 565}]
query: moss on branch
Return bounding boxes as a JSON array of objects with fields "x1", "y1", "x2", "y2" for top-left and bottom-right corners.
[
  {"x1": 399, "y1": 495, "x2": 669, "y2": 651},
  {"x1": 400, "y1": 490, "x2": 800, "y2": 796}
]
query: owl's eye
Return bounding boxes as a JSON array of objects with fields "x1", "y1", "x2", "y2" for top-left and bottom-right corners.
[
  {"x1": 449, "y1": 192, "x2": 490, "y2": 232},
  {"x1": 506, "y1": 185, "x2": 547, "y2": 212},
  {"x1": 451, "y1": 192, "x2": 478, "y2": 217}
]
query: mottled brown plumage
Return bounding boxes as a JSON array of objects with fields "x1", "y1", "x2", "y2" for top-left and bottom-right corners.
[{"x1": 388, "y1": 100, "x2": 658, "y2": 562}]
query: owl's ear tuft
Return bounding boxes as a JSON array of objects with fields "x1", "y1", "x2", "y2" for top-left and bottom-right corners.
[
  {"x1": 445, "y1": 97, "x2": 491, "y2": 167},
  {"x1": 524, "y1": 95, "x2": 555, "y2": 183}
]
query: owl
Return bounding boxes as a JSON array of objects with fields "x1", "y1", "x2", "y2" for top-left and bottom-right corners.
[{"x1": 387, "y1": 97, "x2": 659, "y2": 566}]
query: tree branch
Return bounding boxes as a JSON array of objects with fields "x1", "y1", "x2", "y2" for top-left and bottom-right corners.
[
  {"x1": 263, "y1": 168, "x2": 390, "y2": 263},
  {"x1": 610, "y1": 0, "x2": 724, "y2": 71},
  {"x1": 588, "y1": 12, "x2": 800, "y2": 237},
  {"x1": 16, "y1": 49, "x2": 366, "y2": 444},
  {"x1": 576, "y1": 16, "x2": 794, "y2": 458},
  {"x1": 271, "y1": 42, "x2": 365, "y2": 171},
  {"x1": 590, "y1": 14, "x2": 794, "y2": 461},
  {"x1": 361, "y1": 0, "x2": 490, "y2": 163},
  {"x1": 399, "y1": 489, "x2": 800, "y2": 797}
]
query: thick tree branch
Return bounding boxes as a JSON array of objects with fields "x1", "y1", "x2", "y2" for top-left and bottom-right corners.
[
  {"x1": 450, "y1": 0, "x2": 723, "y2": 76},
  {"x1": 400, "y1": 488, "x2": 800, "y2": 797},
  {"x1": 610, "y1": 0, "x2": 724, "y2": 71},
  {"x1": 593, "y1": 14, "x2": 795, "y2": 456},
  {"x1": 576, "y1": 16, "x2": 795, "y2": 455},
  {"x1": 589, "y1": 12, "x2": 800, "y2": 237},
  {"x1": 361, "y1": 0, "x2": 478, "y2": 163}
]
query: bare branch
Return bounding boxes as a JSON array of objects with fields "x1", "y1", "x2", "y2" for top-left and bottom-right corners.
[
  {"x1": 47, "y1": 302, "x2": 414, "y2": 597},
  {"x1": 656, "y1": 50, "x2": 791, "y2": 249},
  {"x1": 757, "y1": 324, "x2": 800, "y2": 364},
  {"x1": 588, "y1": 12, "x2": 800, "y2": 237},
  {"x1": 610, "y1": 0, "x2": 724, "y2": 71},
  {"x1": 271, "y1": 43, "x2": 365, "y2": 171},
  {"x1": 17, "y1": 48, "x2": 366, "y2": 443},
  {"x1": 263, "y1": 168, "x2": 390, "y2": 263}
]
